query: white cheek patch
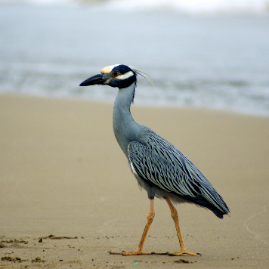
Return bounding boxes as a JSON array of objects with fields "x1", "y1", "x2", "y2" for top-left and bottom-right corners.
[
  {"x1": 116, "y1": 71, "x2": 134, "y2": 80},
  {"x1": 101, "y1": 64, "x2": 119, "y2": 74},
  {"x1": 104, "y1": 78, "x2": 112, "y2": 84}
]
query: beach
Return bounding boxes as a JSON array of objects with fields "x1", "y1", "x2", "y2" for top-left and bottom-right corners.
[{"x1": 0, "y1": 94, "x2": 268, "y2": 268}]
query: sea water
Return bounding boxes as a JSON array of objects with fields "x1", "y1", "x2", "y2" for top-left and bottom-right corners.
[{"x1": 0, "y1": 1, "x2": 269, "y2": 116}]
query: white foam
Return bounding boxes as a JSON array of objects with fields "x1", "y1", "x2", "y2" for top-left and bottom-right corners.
[
  {"x1": 104, "y1": 0, "x2": 267, "y2": 13},
  {"x1": 3, "y1": 0, "x2": 268, "y2": 14}
]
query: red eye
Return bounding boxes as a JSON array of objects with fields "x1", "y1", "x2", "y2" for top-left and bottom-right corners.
[{"x1": 112, "y1": 71, "x2": 120, "y2": 77}]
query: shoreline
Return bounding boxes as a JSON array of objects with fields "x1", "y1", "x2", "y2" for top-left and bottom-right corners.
[{"x1": 2, "y1": 92, "x2": 269, "y2": 119}]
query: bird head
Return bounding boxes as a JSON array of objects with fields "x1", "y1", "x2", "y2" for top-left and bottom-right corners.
[{"x1": 80, "y1": 64, "x2": 137, "y2": 89}]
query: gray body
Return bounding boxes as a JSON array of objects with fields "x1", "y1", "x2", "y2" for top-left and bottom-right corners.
[{"x1": 113, "y1": 83, "x2": 229, "y2": 218}]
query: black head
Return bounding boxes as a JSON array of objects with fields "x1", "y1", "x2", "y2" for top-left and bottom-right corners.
[{"x1": 80, "y1": 64, "x2": 137, "y2": 89}]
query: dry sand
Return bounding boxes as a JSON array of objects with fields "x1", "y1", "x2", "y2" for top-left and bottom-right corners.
[{"x1": 0, "y1": 94, "x2": 268, "y2": 268}]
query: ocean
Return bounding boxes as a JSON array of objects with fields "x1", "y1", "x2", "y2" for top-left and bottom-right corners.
[{"x1": 1, "y1": 0, "x2": 269, "y2": 116}]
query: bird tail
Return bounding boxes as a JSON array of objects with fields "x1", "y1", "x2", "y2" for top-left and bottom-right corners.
[{"x1": 192, "y1": 187, "x2": 230, "y2": 219}]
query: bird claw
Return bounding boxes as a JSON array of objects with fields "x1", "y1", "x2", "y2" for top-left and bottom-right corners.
[
  {"x1": 168, "y1": 250, "x2": 199, "y2": 256},
  {"x1": 109, "y1": 250, "x2": 152, "y2": 255},
  {"x1": 109, "y1": 250, "x2": 199, "y2": 256}
]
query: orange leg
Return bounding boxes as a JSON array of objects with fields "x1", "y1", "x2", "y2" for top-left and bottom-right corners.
[
  {"x1": 110, "y1": 199, "x2": 155, "y2": 255},
  {"x1": 166, "y1": 197, "x2": 197, "y2": 256}
]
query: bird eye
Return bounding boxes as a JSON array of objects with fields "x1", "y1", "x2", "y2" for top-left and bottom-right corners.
[{"x1": 112, "y1": 71, "x2": 120, "y2": 77}]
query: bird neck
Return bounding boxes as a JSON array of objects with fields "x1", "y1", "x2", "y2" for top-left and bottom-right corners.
[{"x1": 113, "y1": 82, "x2": 137, "y2": 156}]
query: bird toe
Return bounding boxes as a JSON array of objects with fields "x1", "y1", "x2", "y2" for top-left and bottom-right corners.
[{"x1": 169, "y1": 250, "x2": 198, "y2": 256}]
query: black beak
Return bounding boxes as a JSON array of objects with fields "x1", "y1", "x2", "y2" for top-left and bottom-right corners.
[{"x1": 80, "y1": 74, "x2": 107, "y2": 86}]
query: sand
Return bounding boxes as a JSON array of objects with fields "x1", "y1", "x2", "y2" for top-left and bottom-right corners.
[{"x1": 0, "y1": 94, "x2": 268, "y2": 268}]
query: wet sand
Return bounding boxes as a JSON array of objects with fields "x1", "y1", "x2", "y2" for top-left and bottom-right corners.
[{"x1": 0, "y1": 94, "x2": 268, "y2": 268}]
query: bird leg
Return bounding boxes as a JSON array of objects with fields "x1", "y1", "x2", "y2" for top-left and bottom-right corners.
[
  {"x1": 110, "y1": 199, "x2": 155, "y2": 255},
  {"x1": 165, "y1": 197, "x2": 197, "y2": 256}
]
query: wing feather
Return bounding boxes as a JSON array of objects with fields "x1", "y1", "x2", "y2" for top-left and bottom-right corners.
[
  {"x1": 127, "y1": 130, "x2": 229, "y2": 215},
  {"x1": 128, "y1": 141, "x2": 199, "y2": 198}
]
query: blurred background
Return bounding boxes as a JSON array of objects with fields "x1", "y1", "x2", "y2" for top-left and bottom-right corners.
[{"x1": 0, "y1": 0, "x2": 268, "y2": 116}]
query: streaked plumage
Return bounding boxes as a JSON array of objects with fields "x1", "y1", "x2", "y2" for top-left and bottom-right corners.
[
  {"x1": 128, "y1": 129, "x2": 229, "y2": 218},
  {"x1": 80, "y1": 64, "x2": 229, "y2": 256}
]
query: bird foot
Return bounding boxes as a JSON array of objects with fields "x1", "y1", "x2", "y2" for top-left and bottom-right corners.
[
  {"x1": 168, "y1": 250, "x2": 199, "y2": 256},
  {"x1": 109, "y1": 250, "x2": 151, "y2": 255},
  {"x1": 109, "y1": 251, "x2": 169, "y2": 256}
]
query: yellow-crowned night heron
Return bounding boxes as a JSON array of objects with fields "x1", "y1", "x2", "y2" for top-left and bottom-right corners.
[{"x1": 80, "y1": 64, "x2": 229, "y2": 256}]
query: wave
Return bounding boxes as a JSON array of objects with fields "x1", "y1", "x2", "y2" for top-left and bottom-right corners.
[
  {"x1": 102, "y1": 0, "x2": 269, "y2": 14},
  {"x1": 2, "y1": 0, "x2": 269, "y2": 14}
]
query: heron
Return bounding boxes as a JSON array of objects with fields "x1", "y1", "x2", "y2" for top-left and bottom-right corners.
[{"x1": 80, "y1": 64, "x2": 229, "y2": 256}]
